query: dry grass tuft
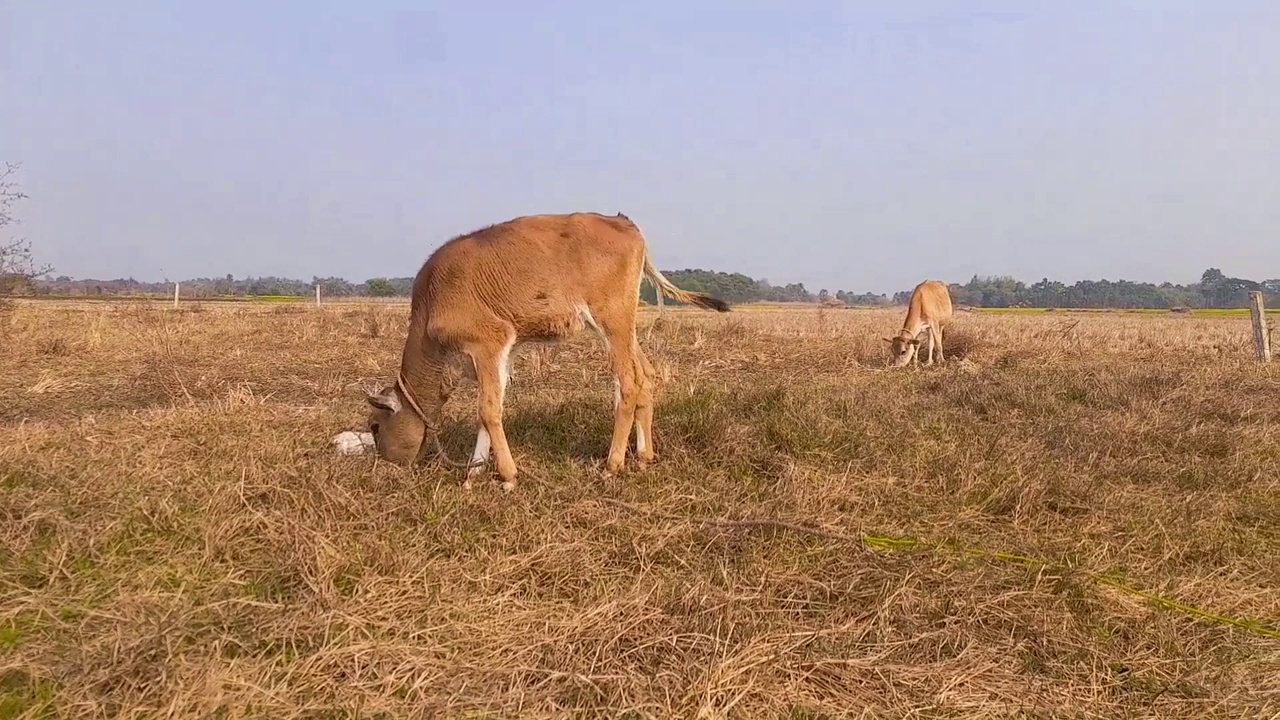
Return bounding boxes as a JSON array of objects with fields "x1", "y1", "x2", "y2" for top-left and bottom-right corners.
[{"x1": 1, "y1": 299, "x2": 1278, "y2": 717}]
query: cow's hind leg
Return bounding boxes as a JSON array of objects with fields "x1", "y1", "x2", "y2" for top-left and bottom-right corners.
[
  {"x1": 632, "y1": 344, "x2": 657, "y2": 469},
  {"x1": 597, "y1": 315, "x2": 642, "y2": 475}
]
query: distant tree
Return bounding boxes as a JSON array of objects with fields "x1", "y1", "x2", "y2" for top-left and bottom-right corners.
[
  {"x1": 315, "y1": 275, "x2": 357, "y2": 297},
  {"x1": 1, "y1": 162, "x2": 52, "y2": 295},
  {"x1": 366, "y1": 277, "x2": 397, "y2": 297},
  {"x1": 836, "y1": 290, "x2": 890, "y2": 306},
  {"x1": 213, "y1": 273, "x2": 238, "y2": 296},
  {"x1": 1198, "y1": 267, "x2": 1261, "y2": 308},
  {"x1": 1200, "y1": 268, "x2": 1225, "y2": 307},
  {"x1": 965, "y1": 275, "x2": 1025, "y2": 308}
]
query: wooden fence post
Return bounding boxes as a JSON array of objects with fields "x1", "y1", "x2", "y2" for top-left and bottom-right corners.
[{"x1": 1249, "y1": 291, "x2": 1271, "y2": 363}]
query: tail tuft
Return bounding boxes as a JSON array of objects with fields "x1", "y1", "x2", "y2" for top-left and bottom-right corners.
[{"x1": 687, "y1": 293, "x2": 731, "y2": 313}]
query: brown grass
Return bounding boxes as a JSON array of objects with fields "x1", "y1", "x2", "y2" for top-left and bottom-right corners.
[{"x1": 2, "y1": 299, "x2": 1278, "y2": 718}]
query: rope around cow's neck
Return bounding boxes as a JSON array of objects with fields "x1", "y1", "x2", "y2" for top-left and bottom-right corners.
[{"x1": 395, "y1": 372, "x2": 486, "y2": 471}]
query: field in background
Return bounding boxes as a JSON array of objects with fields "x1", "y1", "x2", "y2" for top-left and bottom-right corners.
[
  {"x1": 2, "y1": 300, "x2": 1278, "y2": 717},
  {"x1": 14, "y1": 293, "x2": 1280, "y2": 316}
]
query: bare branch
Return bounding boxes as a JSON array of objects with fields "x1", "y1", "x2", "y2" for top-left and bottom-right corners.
[{"x1": 1, "y1": 161, "x2": 53, "y2": 293}]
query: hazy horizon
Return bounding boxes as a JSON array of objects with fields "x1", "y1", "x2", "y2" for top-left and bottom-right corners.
[
  {"x1": 3, "y1": 2, "x2": 1278, "y2": 296},
  {"x1": 22, "y1": 264, "x2": 1271, "y2": 294}
]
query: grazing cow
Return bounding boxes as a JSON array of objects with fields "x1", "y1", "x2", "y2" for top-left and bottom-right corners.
[
  {"x1": 884, "y1": 279, "x2": 953, "y2": 367},
  {"x1": 364, "y1": 211, "x2": 731, "y2": 491}
]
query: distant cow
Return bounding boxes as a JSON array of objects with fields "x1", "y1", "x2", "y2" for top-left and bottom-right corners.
[{"x1": 883, "y1": 280, "x2": 953, "y2": 367}]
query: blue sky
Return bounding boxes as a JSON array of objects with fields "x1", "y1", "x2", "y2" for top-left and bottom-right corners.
[{"x1": 2, "y1": 1, "x2": 1278, "y2": 294}]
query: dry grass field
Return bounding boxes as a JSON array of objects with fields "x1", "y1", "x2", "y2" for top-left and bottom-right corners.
[{"x1": 2, "y1": 298, "x2": 1278, "y2": 718}]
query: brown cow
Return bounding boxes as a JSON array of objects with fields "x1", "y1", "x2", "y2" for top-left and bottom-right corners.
[
  {"x1": 364, "y1": 211, "x2": 730, "y2": 491},
  {"x1": 883, "y1": 279, "x2": 953, "y2": 367}
]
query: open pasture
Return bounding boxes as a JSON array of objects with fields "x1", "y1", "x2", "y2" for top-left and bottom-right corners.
[{"x1": 2, "y1": 299, "x2": 1278, "y2": 717}]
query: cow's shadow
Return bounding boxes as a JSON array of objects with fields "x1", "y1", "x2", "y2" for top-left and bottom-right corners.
[{"x1": 433, "y1": 397, "x2": 615, "y2": 465}]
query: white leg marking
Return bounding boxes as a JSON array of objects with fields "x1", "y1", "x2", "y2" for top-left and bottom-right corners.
[
  {"x1": 497, "y1": 336, "x2": 515, "y2": 403},
  {"x1": 612, "y1": 378, "x2": 622, "y2": 411},
  {"x1": 467, "y1": 426, "x2": 491, "y2": 477},
  {"x1": 635, "y1": 424, "x2": 647, "y2": 455}
]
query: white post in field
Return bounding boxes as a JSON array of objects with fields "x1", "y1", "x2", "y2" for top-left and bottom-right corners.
[
  {"x1": 173, "y1": 282, "x2": 180, "y2": 309},
  {"x1": 315, "y1": 283, "x2": 321, "y2": 307}
]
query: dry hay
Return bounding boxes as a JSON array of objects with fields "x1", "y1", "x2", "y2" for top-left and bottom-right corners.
[{"x1": 1, "y1": 299, "x2": 1278, "y2": 718}]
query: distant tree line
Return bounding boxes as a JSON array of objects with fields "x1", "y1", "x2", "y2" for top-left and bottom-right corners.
[
  {"x1": 18, "y1": 267, "x2": 1280, "y2": 310},
  {"x1": 931, "y1": 268, "x2": 1278, "y2": 310}
]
